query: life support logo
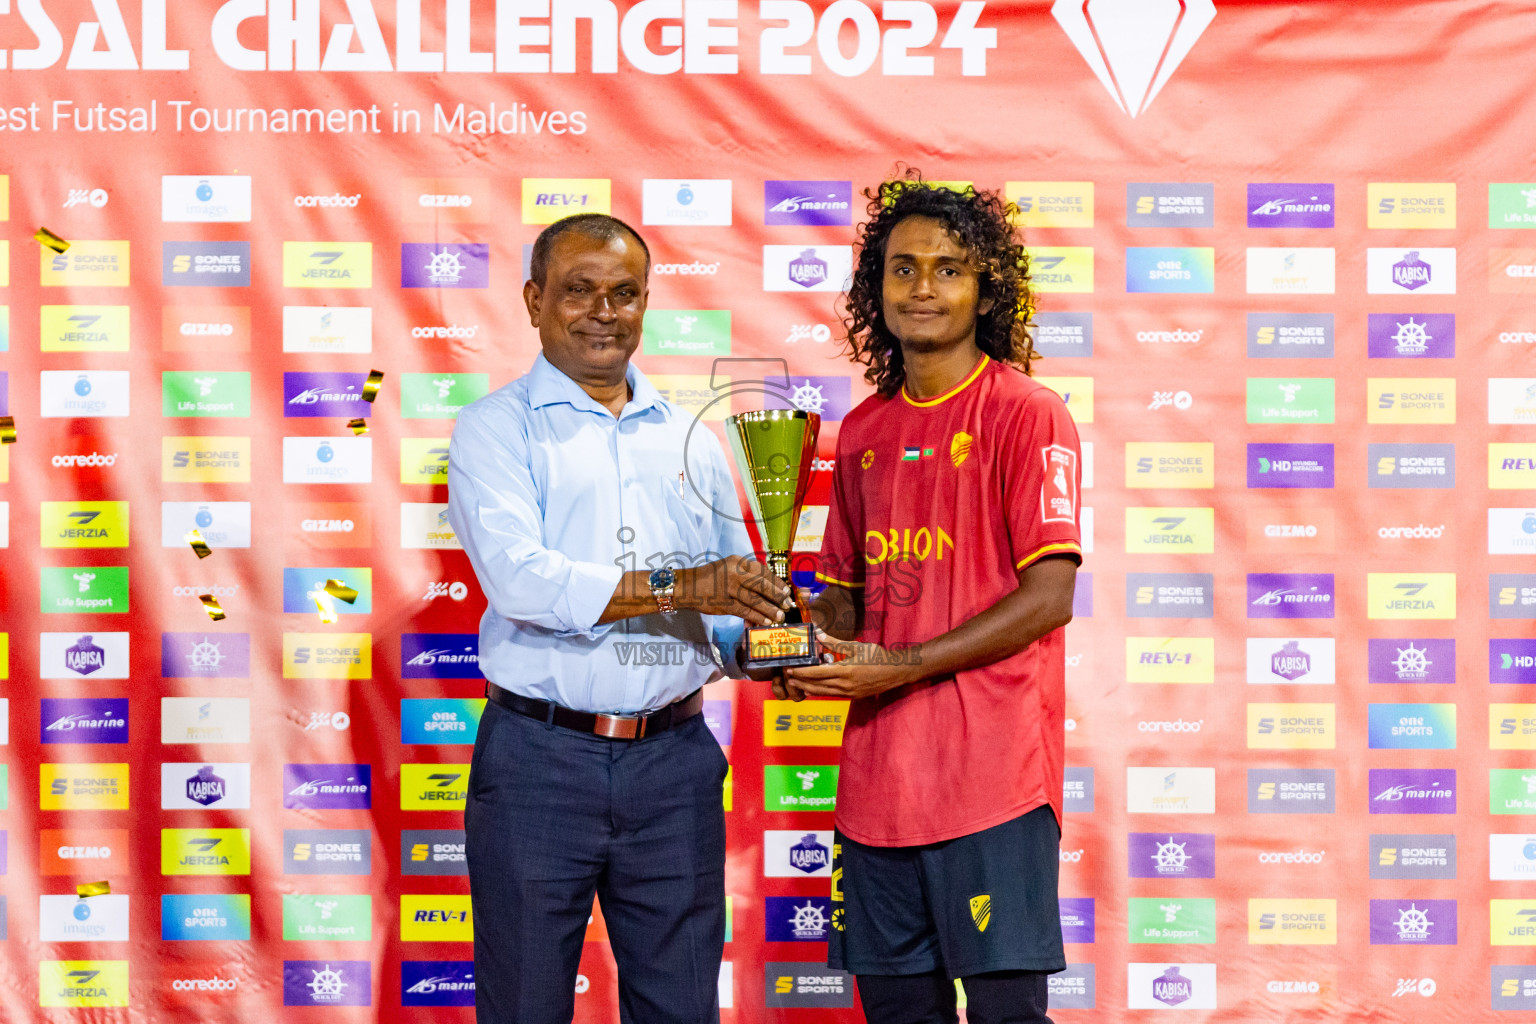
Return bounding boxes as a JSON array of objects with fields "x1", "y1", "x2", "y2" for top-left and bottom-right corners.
[{"x1": 1052, "y1": 0, "x2": 1217, "y2": 118}]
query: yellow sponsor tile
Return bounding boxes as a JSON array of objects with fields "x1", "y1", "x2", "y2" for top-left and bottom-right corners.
[
  {"x1": 1125, "y1": 442, "x2": 1214, "y2": 489},
  {"x1": 160, "y1": 828, "x2": 251, "y2": 875},
  {"x1": 40, "y1": 764, "x2": 130, "y2": 810},
  {"x1": 764, "y1": 699, "x2": 848, "y2": 747},
  {"x1": 1125, "y1": 507, "x2": 1214, "y2": 554},
  {"x1": 39, "y1": 240, "x2": 130, "y2": 287},
  {"x1": 161, "y1": 437, "x2": 252, "y2": 483},
  {"x1": 1035, "y1": 377, "x2": 1093, "y2": 423},
  {"x1": 1248, "y1": 899, "x2": 1337, "y2": 945},
  {"x1": 41, "y1": 501, "x2": 129, "y2": 549},
  {"x1": 1006, "y1": 182, "x2": 1094, "y2": 228},
  {"x1": 40, "y1": 961, "x2": 129, "y2": 1008},
  {"x1": 1366, "y1": 573, "x2": 1455, "y2": 620},
  {"x1": 282, "y1": 633, "x2": 372, "y2": 679},
  {"x1": 1247, "y1": 703, "x2": 1336, "y2": 750},
  {"x1": 400, "y1": 894, "x2": 473, "y2": 941},
  {"x1": 1126, "y1": 636, "x2": 1215, "y2": 684},
  {"x1": 1367, "y1": 378, "x2": 1455, "y2": 424},
  {"x1": 1028, "y1": 247, "x2": 1094, "y2": 293},
  {"x1": 1367, "y1": 183, "x2": 1456, "y2": 229},
  {"x1": 400, "y1": 763, "x2": 469, "y2": 810},
  {"x1": 522, "y1": 178, "x2": 611, "y2": 224},
  {"x1": 282, "y1": 242, "x2": 373, "y2": 289}
]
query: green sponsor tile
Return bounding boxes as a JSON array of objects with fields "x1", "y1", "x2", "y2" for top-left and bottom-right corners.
[
  {"x1": 162, "y1": 371, "x2": 251, "y2": 417},
  {"x1": 763, "y1": 765, "x2": 838, "y2": 812},
  {"x1": 1127, "y1": 897, "x2": 1216, "y2": 944},
  {"x1": 1489, "y1": 184, "x2": 1536, "y2": 229},
  {"x1": 282, "y1": 893, "x2": 372, "y2": 941},
  {"x1": 399, "y1": 373, "x2": 490, "y2": 419},
  {"x1": 1491, "y1": 769, "x2": 1536, "y2": 814},
  {"x1": 642, "y1": 310, "x2": 731, "y2": 356},
  {"x1": 1246, "y1": 378, "x2": 1335, "y2": 424},
  {"x1": 40, "y1": 566, "x2": 129, "y2": 614}
]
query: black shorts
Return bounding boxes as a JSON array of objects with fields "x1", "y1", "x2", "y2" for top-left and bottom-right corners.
[{"x1": 827, "y1": 805, "x2": 1065, "y2": 979}]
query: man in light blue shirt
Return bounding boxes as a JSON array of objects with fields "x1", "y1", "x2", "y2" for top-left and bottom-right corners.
[{"x1": 448, "y1": 213, "x2": 792, "y2": 1024}]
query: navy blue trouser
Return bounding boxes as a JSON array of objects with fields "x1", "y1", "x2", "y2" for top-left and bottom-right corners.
[{"x1": 465, "y1": 698, "x2": 728, "y2": 1024}]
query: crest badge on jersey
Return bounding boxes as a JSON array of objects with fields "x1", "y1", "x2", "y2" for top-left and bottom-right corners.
[
  {"x1": 1041, "y1": 444, "x2": 1079, "y2": 524},
  {"x1": 970, "y1": 894, "x2": 992, "y2": 933},
  {"x1": 951, "y1": 432, "x2": 974, "y2": 468}
]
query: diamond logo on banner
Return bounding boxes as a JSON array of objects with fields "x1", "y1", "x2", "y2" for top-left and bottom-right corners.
[{"x1": 1052, "y1": 0, "x2": 1217, "y2": 117}]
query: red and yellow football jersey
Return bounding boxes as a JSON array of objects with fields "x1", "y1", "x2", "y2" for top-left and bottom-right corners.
[{"x1": 817, "y1": 356, "x2": 1082, "y2": 846}]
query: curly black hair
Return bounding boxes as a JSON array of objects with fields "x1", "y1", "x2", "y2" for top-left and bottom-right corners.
[{"x1": 842, "y1": 170, "x2": 1036, "y2": 397}]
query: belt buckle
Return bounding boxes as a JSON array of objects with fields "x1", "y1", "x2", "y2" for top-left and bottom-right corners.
[{"x1": 593, "y1": 713, "x2": 643, "y2": 740}]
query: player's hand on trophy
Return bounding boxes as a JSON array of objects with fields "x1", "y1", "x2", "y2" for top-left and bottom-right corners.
[
  {"x1": 676, "y1": 555, "x2": 794, "y2": 627},
  {"x1": 784, "y1": 629, "x2": 919, "y2": 699}
]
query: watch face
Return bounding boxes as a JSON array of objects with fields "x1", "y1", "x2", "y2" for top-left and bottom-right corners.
[{"x1": 649, "y1": 568, "x2": 675, "y2": 589}]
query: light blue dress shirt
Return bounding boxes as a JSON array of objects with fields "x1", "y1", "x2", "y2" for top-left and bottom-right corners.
[{"x1": 447, "y1": 353, "x2": 754, "y2": 713}]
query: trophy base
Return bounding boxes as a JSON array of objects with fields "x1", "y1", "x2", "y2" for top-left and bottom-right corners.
[{"x1": 743, "y1": 621, "x2": 819, "y2": 670}]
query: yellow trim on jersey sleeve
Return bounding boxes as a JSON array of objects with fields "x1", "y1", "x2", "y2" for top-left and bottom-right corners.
[
  {"x1": 1014, "y1": 541, "x2": 1083, "y2": 571},
  {"x1": 814, "y1": 571, "x2": 866, "y2": 589},
  {"x1": 900, "y1": 355, "x2": 991, "y2": 408}
]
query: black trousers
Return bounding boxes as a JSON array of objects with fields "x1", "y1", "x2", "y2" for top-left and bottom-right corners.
[{"x1": 465, "y1": 699, "x2": 728, "y2": 1023}]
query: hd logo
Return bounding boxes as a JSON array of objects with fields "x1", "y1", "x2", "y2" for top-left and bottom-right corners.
[
  {"x1": 40, "y1": 502, "x2": 129, "y2": 548},
  {"x1": 1367, "y1": 574, "x2": 1456, "y2": 620},
  {"x1": 400, "y1": 894, "x2": 472, "y2": 941},
  {"x1": 400, "y1": 764, "x2": 470, "y2": 810},
  {"x1": 160, "y1": 829, "x2": 252, "y2": 875},
  {"x1": 1249, "y1": 900, "x2": 1338, "y2": 945},
  {"x1": 282, "y1": 243, "x2": 373, "y2": 288},
  {"x1": 1125, "y1": 637, "x2": 1214, "y2": 684},
  {"x1": 1125, "y1": 443, "x2": 1213, "y2": 489},
  {"x1": 1124, "y1": 508, "x2": 1214, "y2": 554},
  {"x1": 40, "y1": 962, "x2": 129, "y2": 1008},
  {"x1": 41, "y1": 306, "x2": 130, "y2": 352},
  {"x1": 1248, "y1": 704, "x2": 1336, "y2": 749}
]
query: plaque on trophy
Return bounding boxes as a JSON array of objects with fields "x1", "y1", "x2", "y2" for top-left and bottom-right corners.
[{"x1": 725, "y1": 408, "x2": 821, "y2": 670}]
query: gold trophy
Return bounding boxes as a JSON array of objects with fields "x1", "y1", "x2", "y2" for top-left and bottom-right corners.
[{"x1": 725, "y1": 408, "x2": 821, "y2": 669}]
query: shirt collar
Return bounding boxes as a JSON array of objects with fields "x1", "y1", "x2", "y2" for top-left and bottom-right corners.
[{"x1": 528, "y1": 352, "x2": 669, "y2": 420}]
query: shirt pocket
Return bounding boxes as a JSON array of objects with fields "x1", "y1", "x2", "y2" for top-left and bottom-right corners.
[{"x1": 662, "y1": 478, "x2": 712, "y2": 556}]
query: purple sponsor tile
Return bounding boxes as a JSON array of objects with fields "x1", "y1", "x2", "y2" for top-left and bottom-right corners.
[
  {"x1": 1248, "y1": 573, "x2": 1335, "y2": 619},
  {"x1": 161, "y1": 632, "x2": 252, "y2": 678},
  {"x1": 0, "y1": 371, "x2": 8, "y2": 416},
  {"x1": 283, "y1": 372, "x2": 371, "y2": 418},
  {"x1": 1368, "y1": 638, "x2": 1455, "y2": 684},
  {"x1": 703, "y1": 700, "x2": 732, "y2": 745},
  {"x1": 764, "y1": 896, "x2": 832, "y2": 941},
  {"x1": 1247, "y1": 443, "x2": 1334, "y2": 489},
  {"x1": 1491, "y1": 639, "x2": 1536, "y2": 684},
  {"x1": 401, "y1": 243, "x2": 489, "y2": 289},
  {"x1": 1367, "y1": 313, "x2": 1455, "y2": 358},
  {"x1": 401, "y1": 633, "x2": 481, "y2": 679},
  {"x1": 763, "y1": 376, "x2": 853, "y2": 422},
  {"x1": 764, "y1": 180, "x2": 853, "y2": 226},
  {"x1": 1368, "y1": 768, "x2": 1455, "y2": 814},
  {"x1": 284, "y1": 960, "x2": 372, "y2": 1006},
  {"x1": 40, "y1": 697, "x2": 129, "y2": 744},
  {"x1": 283, "y1": 764, "x2": 372, "y2": 810},
  {"x1": 1369, "y1": 899, "x2": 1456, "y2": 944},
  {"x1": 1127, "y1": 833, "x2": 1216, "y2": 878},
  {"x1": 1072, "y1": 573, "x2": 1093, "y2": 618},
  {"x1": 1246, "y1": 184, "x2": 1335, "y2": 228},
  {"x1": 401, "y1": 961, "x2": 475, "y2": 1007},
  {"x1": 0, "y1": 832, "x2": 8, "y2": 875},
  {"x1": 1059, "y1": 898, "x2": 1095, "y2": 943}
]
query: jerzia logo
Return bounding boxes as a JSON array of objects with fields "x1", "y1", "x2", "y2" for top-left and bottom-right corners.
[{"x1": 1052, "y1": 0, "x2": 1217, "y2": 117}]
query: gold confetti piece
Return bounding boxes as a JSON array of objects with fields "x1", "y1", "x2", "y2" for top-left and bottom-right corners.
[
  {"x1": 0, "y1": 416, "x2": 15, "y2": 444},
  {"x1": 347, "y1": 417, "x2": 369, "y2": 436},
  {"x1": 362, "y1": 369, "x2": 385, "y2": 403},
  {"x1": 34, "y1": 226, "x2": 70, "y2": 253},
  {"x1": 314, "y1": 592, "x2": 339, "y2": 624},
  {"x1": 77, "y1": 880, "x2": 111, "y2": 898},
  {"x1": 324, "y1": 579, "x2": 358, "y2": 604},
  {"x1": 185, "y1": 528, "x2": 213, "y2": 559},
  {"x1": 199, "y1": 594, "x2": 226, "y2": 621}
]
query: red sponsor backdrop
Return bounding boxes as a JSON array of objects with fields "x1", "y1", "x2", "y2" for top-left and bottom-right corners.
[{"x1": 1, "y1": 1, "x2": 1535, "y2": 1020}]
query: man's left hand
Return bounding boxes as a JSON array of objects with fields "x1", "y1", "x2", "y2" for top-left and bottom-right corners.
[{"x1": 783, "y1": 631, "x2": 921, "y2": 699}]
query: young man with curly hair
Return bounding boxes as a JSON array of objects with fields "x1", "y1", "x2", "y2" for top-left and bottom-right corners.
[{"x1": 783, "y1": 175, "x2": 1083, "y2": 1024}]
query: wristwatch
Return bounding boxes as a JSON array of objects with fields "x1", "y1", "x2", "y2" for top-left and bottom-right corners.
[{"x1": 648, "y1": 568, "x2": 677, "y2": 617}]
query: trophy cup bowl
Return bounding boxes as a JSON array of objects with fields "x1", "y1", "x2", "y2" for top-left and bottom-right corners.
[{"x1": 725, "y1": 408, "x2": 821, "y2": 670}]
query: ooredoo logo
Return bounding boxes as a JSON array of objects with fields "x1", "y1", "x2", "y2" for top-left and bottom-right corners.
[{"x1": 1052, "y1": 0, "x2": 1216, "y2": 118}]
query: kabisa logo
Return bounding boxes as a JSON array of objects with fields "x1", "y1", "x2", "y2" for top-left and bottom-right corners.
[
  {"x1": 1154, "y1": 966, "x2": 1193, "y2": 1007},
  {"x1": 1368, "y1": 247, "x2": 1456, "y2": 294},
  {"x1": 185, "y1": 765, "x2": 228, "y2": 807},
  {"x1": 763, "y1": 245, "x2": 852, "y2": 293},
  {"x1": 65, "y1": 635, "x2": 104, "y2": 675},
  {"x1": 1051, "y1": 0, "x2": 1216, "y2": 118},
  {"x1": 790, "y1": 834, "x2": 829, "y2": 873}
]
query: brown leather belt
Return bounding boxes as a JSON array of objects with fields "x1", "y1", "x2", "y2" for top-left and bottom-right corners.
[{"x1": 485, "y1": 682, "x2": 704, "y2": 741}]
